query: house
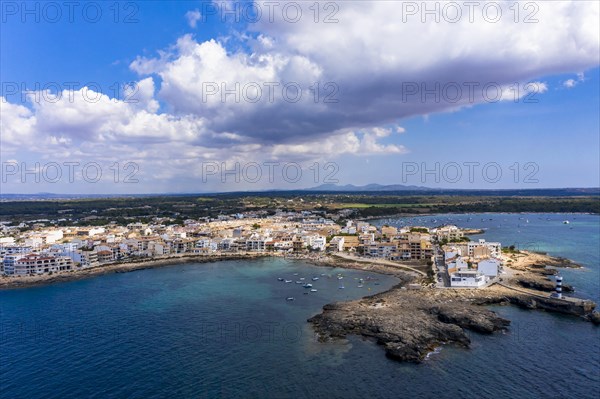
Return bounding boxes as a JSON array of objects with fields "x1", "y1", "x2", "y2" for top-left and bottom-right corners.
[
  {"x1": 329, "y1": 236, "x2": 345, "y2": 252},
  {"x1": 477, "y1": 258, "x2": 501, "y2": 277},
  {"x1": 449, "y1": 270, "x2": 487, "y2": 288}
]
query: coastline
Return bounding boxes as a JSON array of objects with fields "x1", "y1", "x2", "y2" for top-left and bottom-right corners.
[
  {"x1": 0, "y1": 253, "x2": 269, "y2": 290},
  {"x1": 2, "y1": 247, "x2": 597, "y2": 363}
]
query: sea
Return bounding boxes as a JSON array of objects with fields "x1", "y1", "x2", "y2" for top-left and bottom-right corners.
[{"x1": 1, "y1": 213, "x2": 598, "y2": 398}]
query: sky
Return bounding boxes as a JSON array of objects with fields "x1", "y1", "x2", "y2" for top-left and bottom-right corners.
[{"x1": 1, "y1": 0, "x2": 599, "y2": 194}]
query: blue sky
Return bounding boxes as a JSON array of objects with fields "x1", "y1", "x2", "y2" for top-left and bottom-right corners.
[{"x1": 1, "y1": 1, "x2": 599, "y2": 193}]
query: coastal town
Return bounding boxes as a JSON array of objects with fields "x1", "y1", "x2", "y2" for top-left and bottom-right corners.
[{"x1": 0, "y1": 209, "x2": 547, "y2": 292}]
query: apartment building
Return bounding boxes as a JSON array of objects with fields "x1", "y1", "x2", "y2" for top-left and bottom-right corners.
[{"x1": 11, "y1": 254, "x2": 73, "y2": 276}]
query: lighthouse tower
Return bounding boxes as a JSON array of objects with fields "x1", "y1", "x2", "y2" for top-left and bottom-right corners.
[{"x1": 555, "y1": 276, "x2": 563, "y2": 299}]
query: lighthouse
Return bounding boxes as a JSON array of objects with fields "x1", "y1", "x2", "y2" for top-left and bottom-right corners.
[{"x1": 555, "y1": 276, "x2": 563, "y2": 299}]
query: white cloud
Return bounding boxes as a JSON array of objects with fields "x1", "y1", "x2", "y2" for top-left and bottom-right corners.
[
  {"x1": 185, "y1": 9, "x2": 202, "y2": 29},
  {"x1": 563, "y1": 72, "x2": 586, "y2": 88},
  {"x1": 2, "y1": 1, "x2": 599, "y2": 190}
]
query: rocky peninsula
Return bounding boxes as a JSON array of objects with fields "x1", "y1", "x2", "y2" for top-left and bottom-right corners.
[{"x1": 307, "y1": 250, "x2": 599, "y2": 363}]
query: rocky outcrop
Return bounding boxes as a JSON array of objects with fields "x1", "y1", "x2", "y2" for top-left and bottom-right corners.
[
  {"x1": 586, "y1": 311, "x2": 600, "y2": 325},
  {"x1": 308, "y1": 288, "x2": 511, "y2": 363},
  {"x1": 516, "y1": 277, "x2": 574, "y2": 292},
  {"x1": 308, "y1": 281, "x2": 598, "y2": 363}
]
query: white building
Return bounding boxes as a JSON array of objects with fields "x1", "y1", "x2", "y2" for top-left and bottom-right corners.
[
  {"x1": 477, "y1": 258, "x2": 501, "y2": 277},
  {"x1": 467, "y1": 239, "x2": 501, "y2": 258},
  {"x1": 11, "y1": 254, "x2": 74, "y2": 275},
  {"x1": 449, "y1": 270, "x2": 487, "y2": 288},
  {"x1": 329, "y1": 236, "x2": 345, "y2": 252}
]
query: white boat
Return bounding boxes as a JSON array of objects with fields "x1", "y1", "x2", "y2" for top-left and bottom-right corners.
[
  {"x1": 310, "y1": 289, "x2": 317, "y2": 292},
  {"x1": 285, "y1": 280, "x2": 292, "y2": 283},
  {"x1": 277, "y1": 278, "x2": 284, "y2": 281},
  {"x1": 300, "y1": 277, "x2": 305, "y2": 281},
  {"x1": 357, "y1": 285, "x2": 363, "y2": 288},
  {"x1": 303, "y1": 283, "x2": 313, "y2": 288},
  {"x1": 286, "y1": 297, "x2": 295, "y2": 301},
  {"x1": 339, "y1": 283, "x2": 345, "y2": 289},
  {"x1": 312, "y1": 277, "x2": 319, "y2": 281},
  {"x1": 563, "y1": 220, "x2": 570, "y2": 224},
  {"x1": 295, "y1": 281, "x2": 303, "y2": 284}
]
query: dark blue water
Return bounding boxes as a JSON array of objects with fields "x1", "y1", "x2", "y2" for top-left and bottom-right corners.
[{"x1": 1, "y1": 214, "x2": 599, "y2": 398}]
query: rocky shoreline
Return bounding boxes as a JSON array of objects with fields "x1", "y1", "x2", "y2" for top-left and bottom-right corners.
[
  {"x1": 307, "y1": 250, "x2": 599, "y2": 363},
  {"x1": 308, "y1": 282, "x2": 598, "y2": 363}
]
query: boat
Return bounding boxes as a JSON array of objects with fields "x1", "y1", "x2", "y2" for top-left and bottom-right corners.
[
  {"x1": 277, "y1": 277, "x2": 284, "y2": 281},
  {"x1": 300, "y1": 277, "x2": 305, "y2": 281},
  {"x1": 310, "y1": 289, "x2": 317, "y2": 292},
  {"x1": 563, "y1": 220, "x2": 570, "y2": 224},
  {"x1": 312, "y1": 277, "x2": 319, "y2": 281},
  {"x1": 339, "y1": 282, "x2": 345, "y2": 289},
  {"x1": 286, "y1": 297, "x2": 295, "y2": 301},
  {"x1": 295, "y1": 281, "x2": 303, "y2": 284},
  {"x1": 293, "y1": 273, "x2": 299, "y2": 276},
  {"x1": 285, "y1": 280, "x2": 292, "y2": 283},
  {"x1": 337, "y1": 276, "x2": 343, "y2": 280},
  {"x1": 303, "y1": 283, "x2": 313, "y2": 288}
]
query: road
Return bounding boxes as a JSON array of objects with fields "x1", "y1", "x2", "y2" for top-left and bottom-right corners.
[{"x1": 434, "y1": 245, "x2": 449, "y2": 287}]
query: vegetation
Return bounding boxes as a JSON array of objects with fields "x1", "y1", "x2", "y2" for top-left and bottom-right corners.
[{"x1": 0, "y1": 192, "x2": 597, "y2": 224}]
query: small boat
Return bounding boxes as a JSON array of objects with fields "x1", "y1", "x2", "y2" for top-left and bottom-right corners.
[
  {"x1": 300, "y1": 277, "x2": 305, "y2": 281},
  {"x1": 312, "y1": 277, "x2": 319, "y2": 281},
  {"x1": 563, "y1": 220, "x2": 570, "y2": 224},
  {"x1": 295, "y1": 281, "x2": 303, "y2": 284},
  {"x1": 285, "y1": 280, "x2": 292, "y2": 283},
  {"x1": 286, "y1": 297, "x2": 295, "y2": 301},
  {"x1": 277, "y1": 278, "x2": 284, "y2": 281},
  {"x1": 310, "y1": 289, "x2": 317, "y2": 292},
  {"x1": 293, "y1": 273, "x2": 299, "y2": 276},
  {"x1": 357, "y1": 285, "x2": 363, "y2": 288},
  {"x1": 337, "y1": 276, "x2": 343, "y2": 280},
  {"x1": 303, "y1": 292, "x2": 309, "y2": 295},
  {"x1": 339, "y1": 284, "x2": 345, "y2": 289},
  {"x1": 303, "y1": 283, "x2": 313, "y2": 288}
]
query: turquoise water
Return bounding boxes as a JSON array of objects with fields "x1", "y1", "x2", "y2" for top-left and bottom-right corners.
[{"x1": 1, "y1": 213, "x2": 599, "y2": 398}]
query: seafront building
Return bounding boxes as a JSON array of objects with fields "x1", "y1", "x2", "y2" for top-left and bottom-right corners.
[{"x1": 443, "y1": 238, "x2": 503, "y2": 288}]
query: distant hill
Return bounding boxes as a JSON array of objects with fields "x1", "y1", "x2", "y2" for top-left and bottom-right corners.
[{"x1": 306, "y1": 183, "x2": 431, "y2": 192}]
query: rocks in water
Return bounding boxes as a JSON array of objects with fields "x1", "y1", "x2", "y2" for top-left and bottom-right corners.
[
  {"x1": 586, "y1": 311, "x2": 600, "y2": 325},
  {"x1": 308, "y1": 288, "x2": 510, "y2": 363}
]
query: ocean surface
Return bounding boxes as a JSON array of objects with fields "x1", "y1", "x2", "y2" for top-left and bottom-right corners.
[{"x1": 1, "y1": 213, "x2": 599, "y2": 398}]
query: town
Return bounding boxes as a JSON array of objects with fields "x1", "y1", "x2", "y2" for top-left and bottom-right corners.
[{"x1": 0, "y1": 210, "x2": 504, "y2": 289}]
